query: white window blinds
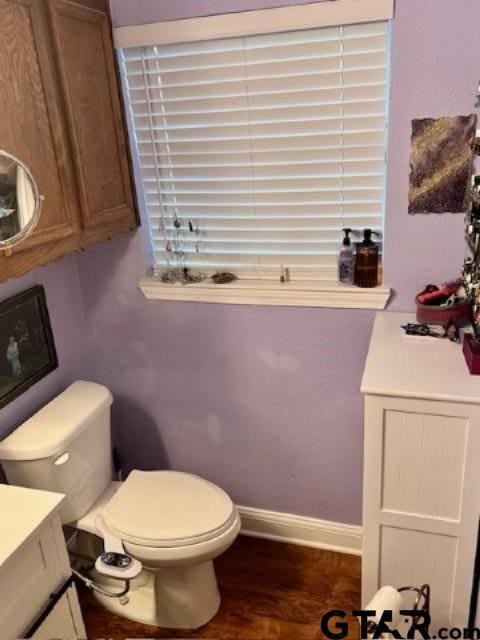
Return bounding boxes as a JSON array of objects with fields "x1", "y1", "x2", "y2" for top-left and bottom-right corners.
[{"x1": 120, "y1": 21, "x2": 390, "y2": 282}]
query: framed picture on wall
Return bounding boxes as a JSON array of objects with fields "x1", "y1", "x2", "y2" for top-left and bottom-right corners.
[{"x1": 0, "y1": 285, "x2": 58, "y2": 409}]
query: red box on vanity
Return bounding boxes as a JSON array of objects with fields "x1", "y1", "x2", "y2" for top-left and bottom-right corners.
[{"x1": 463, "y1": 333, "x2": 480, "y2": 374}]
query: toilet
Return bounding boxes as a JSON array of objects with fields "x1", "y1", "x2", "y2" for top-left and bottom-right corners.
[{"x1": 0, "y1": 381, "x2": 241, "y2": 629}]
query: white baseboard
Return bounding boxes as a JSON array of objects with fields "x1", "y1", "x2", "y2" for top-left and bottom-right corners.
[{"x1": 237, "y1": 505, "x2": 363, "y2": 556}]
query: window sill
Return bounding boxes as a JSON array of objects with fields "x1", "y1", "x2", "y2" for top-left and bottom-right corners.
[{"x1": 138, "y1": 277, "x2": 391, "y2": 309}]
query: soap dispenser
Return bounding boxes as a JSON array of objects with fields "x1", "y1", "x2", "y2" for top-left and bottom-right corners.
[
  {"x1": 338, "y1": 228, "x2": 355, "y2": 284},
  {"x1": 354, "y1": 228, "x2": 379, "y2": 288}
]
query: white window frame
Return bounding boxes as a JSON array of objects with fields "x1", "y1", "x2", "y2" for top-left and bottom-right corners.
[{"x1": 116, "y1": 0, "x2": 393, "y2": 309}]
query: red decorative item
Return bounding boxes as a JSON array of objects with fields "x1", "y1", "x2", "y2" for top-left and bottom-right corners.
[
  {"x1": 416, "y1": 282, "x2": 460, "y2": 305},
  {"x1": 415, "y1": 296, "x2": 471, "y2": 327},
  {"x1": 463, "y1": 333, "x2": 480, "y2": 375}
]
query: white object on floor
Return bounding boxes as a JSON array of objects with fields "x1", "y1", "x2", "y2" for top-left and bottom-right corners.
[
  {"x1": 0, "y1": 381, "x2": 241, "y2": 630},
  {"x1": 361, "y1": 312, "x2": 480, "y2": 630},
  {"x1": 364, "y1": 585, "x2": 405, "y2": 628},
  {"x1": 361, "y1": 586, "x2": 406, "y2": 638}
]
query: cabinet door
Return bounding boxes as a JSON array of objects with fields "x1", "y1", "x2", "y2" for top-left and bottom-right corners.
[
  {"x1": 0, "y1": 517, "x2": 68, "y2": 639},
  {"x1": 48, "y1": 0, "x2": 138, "y2": 244},
  {"x1": 31, "y1": 587, "x2": 86, "y2": 640},
  {"x1": 362, "y1": 394, "x2": 480, "y2": 630},
  {"x1": 0, "y1": 0, "x2": 81, "y2": 277}
]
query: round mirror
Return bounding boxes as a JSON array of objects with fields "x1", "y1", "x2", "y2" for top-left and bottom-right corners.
[{"x1": 0, "y1": 150, "x2": 42, "y2": 248}]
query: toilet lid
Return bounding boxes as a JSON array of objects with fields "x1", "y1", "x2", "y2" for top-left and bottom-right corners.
[{"x1": 102, "y1": 470, "x2": 236, "y2": 548}]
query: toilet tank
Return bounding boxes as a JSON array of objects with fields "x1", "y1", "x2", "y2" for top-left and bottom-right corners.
[{"x1": 0, "y1": 380, "x2": 113, "y2": 524}]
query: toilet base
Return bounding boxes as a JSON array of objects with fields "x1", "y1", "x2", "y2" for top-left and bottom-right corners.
[{"x1": 94, "y1": 560, "x2": 221, "y2": 629}]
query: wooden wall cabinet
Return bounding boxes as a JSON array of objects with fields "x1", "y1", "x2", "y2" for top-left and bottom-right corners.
[
  {"x1": 0, "y1": 0, "x2": 138, "y2": 282},
  {"x1": 362, "y1": 312, "x2": 480, "y2": 631},
  {"x1": 48, "y1": 0, "x2": 137, "y2": 245}
]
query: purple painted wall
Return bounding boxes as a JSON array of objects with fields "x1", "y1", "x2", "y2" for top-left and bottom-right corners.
[
  {"x1": 383, "y1": 0, "x2": 477, "y2": 308},
  {"x1": 77, "y1": 232, "x2": 374, "y2": 523},
  {"x1": 0, "y1": 256, "x2": 90, "y2": 441},
  {"x1": 111, "y1": 0, "x2": 328, "y2": 27},
  {"x1": 73, "y1": 0, "x2": 479, "y2": 525}
]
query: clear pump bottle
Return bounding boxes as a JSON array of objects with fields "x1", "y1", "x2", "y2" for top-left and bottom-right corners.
[{"x1": 338, "y1": 228, "x2": 355, "y2": 285}]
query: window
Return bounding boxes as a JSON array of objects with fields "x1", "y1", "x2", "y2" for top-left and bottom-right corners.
[{"x1": 118, "y1": 2, "x2": 392, "y2": 308}]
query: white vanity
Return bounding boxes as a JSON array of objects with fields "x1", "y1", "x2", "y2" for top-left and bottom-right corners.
[
  {"x1": 362, "y1": 312, "x2": 480, "y2": 629},
  {"x1": 0, "y1": 484, "x2": 86, "y2": 639}
]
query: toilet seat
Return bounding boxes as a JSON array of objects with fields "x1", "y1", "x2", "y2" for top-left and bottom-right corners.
[{"x1": 102, "y1": 470, "x2": 236, "y2": 548}]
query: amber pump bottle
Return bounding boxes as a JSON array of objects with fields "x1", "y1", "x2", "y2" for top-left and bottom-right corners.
[{"x1": 354, "y1": 229, "x2": 379, "y2": 288}]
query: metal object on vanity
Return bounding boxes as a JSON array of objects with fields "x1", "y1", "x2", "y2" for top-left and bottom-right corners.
[{"x1": 0, "y1": 150, "x2": 43, "y2": 248}]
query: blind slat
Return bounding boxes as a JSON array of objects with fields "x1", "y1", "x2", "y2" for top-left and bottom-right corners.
[
  {"x1": 133, "y1": 94, "x2": 385, "y2": 118},
  {"x1": 149, "y1": 212, "x2": 383, "y2": 223},
  {"x1": 152, "y1": 230, "x2": 383, "y2": 244},
  {"x1": 136, "y1": 126, "x2": 386, "y2": 144},
  {"x1": 154, "y1": 251, "x2": 339, "y2": 263},
  {"x1": 138, "y1": 141, "x2": 385, "y2": 157},
  {"x1": 135, "y1": 110, "x2": 386, "y2": 132},
  {"x1": 129, "y1": 79, "x2": 386, "y2": 106},
  {"x1": 127, "y1": 65, "x2": 386, "y2": 92},
  {"x1": 126, "y1": 45, "x2": 387, "y2": 77},
  {"x1": 142, "y1": 167, "x2": 384, "y2": 182},
  {"x1": 154, "y1": 222, "x2": 383, "y2": 234},
  {"x1": 146, "y1": 198, "x2": 384, "y2": 207},
  {"x1": 142, "y1": 161, "x2": 384, "y2": 174}
]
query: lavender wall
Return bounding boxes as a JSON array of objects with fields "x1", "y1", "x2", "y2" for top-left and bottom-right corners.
[
  {"x1": 73, "y1": 0, "x2": 479, "y2": 526},
  {"x1": 76, "y1": 232, "x2": 374, "y2": 523},
  {"x1": 111, "y1": 0, "x2": 328, "y2": 27},
  {"x1": 0, "y1": 256, "x2": 89, "y2": 441},
  {"x1": 383, "y1": 0, "x2": 477, "y2": 308}
]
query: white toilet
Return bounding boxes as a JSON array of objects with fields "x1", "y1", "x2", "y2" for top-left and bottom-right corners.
[{"x1": 0, "y1": 381, "x2": 241, "y2": 629}]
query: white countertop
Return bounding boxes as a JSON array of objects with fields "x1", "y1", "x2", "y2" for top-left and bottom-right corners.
[
  {"x1": 361, "y1": 312, "x2": 480, "y2": 404},
  {"x1": 0, "y1": 484, "x2": 64, "y2": 568}
]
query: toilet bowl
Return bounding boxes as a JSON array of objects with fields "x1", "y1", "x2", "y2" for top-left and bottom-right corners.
[
  {"x1": 75, "y1": 470, "x2": 241, "y2": 628},
  {"x1": 0, "y1": 381, "x2": 240, "y2": 629}
]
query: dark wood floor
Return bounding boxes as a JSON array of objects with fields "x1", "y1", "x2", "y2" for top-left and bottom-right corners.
[{"x1": 79, "y1": 535, "x2": 361, "y2": 639}]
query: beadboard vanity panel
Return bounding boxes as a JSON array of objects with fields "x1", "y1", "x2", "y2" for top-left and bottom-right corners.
[
  {"x1": 380, "y1": 526, "x2": 458, "y2": 625},
  {"x1": 362, "y1": 313, "x2": 480, "y2": 629},
  {"x1": 381, "y1": 410, "x2": 468, "y2": 520}
]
